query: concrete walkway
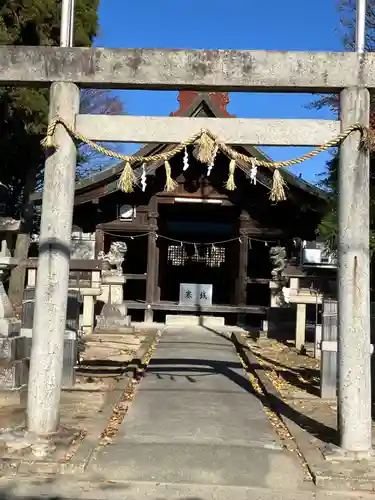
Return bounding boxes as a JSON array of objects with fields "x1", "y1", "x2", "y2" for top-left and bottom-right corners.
[{"x1": 88, "y1": 326, "x2": 306, "y2": 491}]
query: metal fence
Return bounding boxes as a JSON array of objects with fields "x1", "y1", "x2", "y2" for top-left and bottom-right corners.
[
  {"x1": 320, "y1": 299, "x2": 374, "y2": 399},
  {"x1": 320, "y1": 300, "x2": 338, "y2": 399}
]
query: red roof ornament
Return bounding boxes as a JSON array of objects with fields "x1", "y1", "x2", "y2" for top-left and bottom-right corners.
[{"x1": 171, "y1": 91, "x2": 234, "y2": 117}]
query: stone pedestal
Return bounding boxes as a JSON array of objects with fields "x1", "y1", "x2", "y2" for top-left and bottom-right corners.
[
  {"x1": 269, "y1": 280, "x2": 285, "y2": 308},
  {"x1": 98, "y1": 273, "x2": 125, "y2": 305},
  {"x1": 96, "y1": 302, "x2": 131, "y2": 330},
  {"x1": 295, "y1": 302, "x2": 307, "y2": 352},
  {"x1": 265, "y1": 307, "x2": 296, "y2": 342},
  {"x1": 80, "y1": 287, "x2": 102, "y2": 335},
  {"x1": 96, "y1": 272, "x2": 131, "y2": 331}
]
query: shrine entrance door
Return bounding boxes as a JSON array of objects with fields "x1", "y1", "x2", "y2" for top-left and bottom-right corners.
[{"x1": 157, "y1": 203, "x2": 239, "y2": 306}]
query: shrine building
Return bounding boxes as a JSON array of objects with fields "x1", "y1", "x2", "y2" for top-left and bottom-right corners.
[{"x1": 41, "y1": 92, "x2": 327, "y2": 325}]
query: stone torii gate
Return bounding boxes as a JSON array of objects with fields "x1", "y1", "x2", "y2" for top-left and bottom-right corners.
[{"x1": 0, "y1": 40, "x2": 372, "y2": 458}]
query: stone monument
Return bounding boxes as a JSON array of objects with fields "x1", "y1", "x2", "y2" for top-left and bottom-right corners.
[
  {"x1": 0, "y1": 257, "x2": 21, "y2": 337},
  {"x1": 0, "y1": 229, "x2": 28, "y2": 389}
]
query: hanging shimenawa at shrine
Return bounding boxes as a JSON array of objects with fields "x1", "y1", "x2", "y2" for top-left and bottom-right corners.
[{"x1": 33, "y1": 91, "x2": 328, "y2": 323}]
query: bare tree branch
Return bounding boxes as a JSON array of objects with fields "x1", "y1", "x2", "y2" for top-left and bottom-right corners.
[
  {"x1": 311, "y1": 0, "x2": 375, "y2": 112},
  {"x1": 77, "y1": 88, "x2": 126, "y2": 178}
]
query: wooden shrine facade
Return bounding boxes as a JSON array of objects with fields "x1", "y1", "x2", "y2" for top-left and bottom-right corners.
[{"x1": 62, "y1": 92, "x2": 326, "y2": 323}]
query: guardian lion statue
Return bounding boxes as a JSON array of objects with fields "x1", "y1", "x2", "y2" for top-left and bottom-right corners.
[
  {"x1": 98, "y1": 241, "x2": 127, "y2": 273},
  {"x1": 269, "y1": 246, "x2": 287, "y2": 280}
]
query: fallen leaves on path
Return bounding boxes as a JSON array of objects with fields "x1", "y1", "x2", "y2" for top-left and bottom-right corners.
[
  {"x1": 238, "y1": 346, "x2": 312, "y2": 480},
  {"x1": 248, "y1": 339, "x2": 320, "y2": 399},
  {"x1": 98, "y1": 334, "x2": 161, "y2": 446},
  {"x1": 99, "y1": 379, "x2": 137, "y2": 446}
]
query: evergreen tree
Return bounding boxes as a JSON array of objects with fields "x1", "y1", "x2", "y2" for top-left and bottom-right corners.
[
  {"x1": 0, "y1": 0, "x2": 124, "y2": 216},
  {"x1": 0, "y1": 0, "x2": 124, "y2": 307},
  {"x1": 314, "y1": 1, "x2": 375, "y2": 253},
  {"x1": 317, "y1": 154, "x2": 375, "y2": 255}
]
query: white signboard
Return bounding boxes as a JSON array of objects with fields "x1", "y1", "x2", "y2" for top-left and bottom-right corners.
[{"x1": 179, "y1": 283, "x2": 213, "y2": 306}]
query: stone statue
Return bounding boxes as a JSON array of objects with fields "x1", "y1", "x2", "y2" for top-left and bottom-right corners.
[
  {"x1": 98, "y1": 241, "x2": 127, "y2": 273},
  {"x1": 269, "y1": 246, "x2": 287, "y2": 280}
]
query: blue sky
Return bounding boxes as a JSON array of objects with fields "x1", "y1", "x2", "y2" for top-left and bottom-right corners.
[{"x1": 96, "y1": 0, "x2": 344, "y2": 183}]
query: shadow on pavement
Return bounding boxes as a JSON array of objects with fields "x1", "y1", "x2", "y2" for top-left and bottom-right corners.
[{"x1": 154, "y1": 325, "x2": 337, "y2": 446}]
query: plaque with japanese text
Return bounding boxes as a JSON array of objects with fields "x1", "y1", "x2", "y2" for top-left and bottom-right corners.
[{"x1": 179, "y1": 283, "x2": 213, "y2": 306}]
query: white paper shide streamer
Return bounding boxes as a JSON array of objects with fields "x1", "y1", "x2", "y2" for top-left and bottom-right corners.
[
  {"x1": 183, "y1": 147, "x2": 189, "y2": 171},
  {"x1": 207, "y1": 145, "x2": 218, "y2": 176},
  {"x1": 250, "y1": 158, "x2": 257, "y2": 185},
  {"x1": 141, "y1": 163, "x2": 147, "y2": 192}
]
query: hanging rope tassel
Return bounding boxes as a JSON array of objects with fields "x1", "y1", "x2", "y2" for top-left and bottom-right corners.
[
  {"x1": 164, "y1": 160, "x2": 178, "y2": 192},
  {"x1": 40, "y1": 117, "x2": 59, "y2": 150},
  {"x1": 225, "y1": 159, "x2": 236, "y2": 191},
  {"x1": 360, "y1": 126, "x2": 375, "y2": 151},
  {"x1": 193, "y1": 130, "x2": 215, "y2": 164},
  {"x1": 270, "y1": 168, "x2": 287, "y2": 202},
  {"x1": 118, "y1": 161, "x2": 136, "y2": 193}
]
